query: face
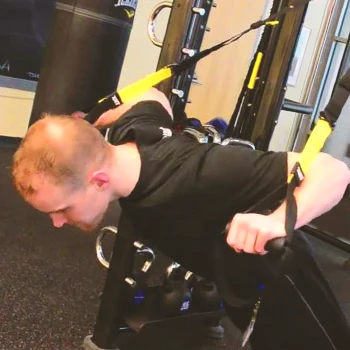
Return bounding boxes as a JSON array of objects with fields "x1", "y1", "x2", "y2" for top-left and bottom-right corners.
[{"x1": 26, "y1": 172, "x2": 111, "y2": 232}]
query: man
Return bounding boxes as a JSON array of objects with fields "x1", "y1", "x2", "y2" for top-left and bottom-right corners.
[{"x1": 12, "y1": 88, "x2": 350, "y2": 349}]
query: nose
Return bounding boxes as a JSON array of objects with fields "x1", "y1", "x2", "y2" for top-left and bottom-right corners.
[{"x1": 50, "y1": 213, "x2": 68, "y2": 228}]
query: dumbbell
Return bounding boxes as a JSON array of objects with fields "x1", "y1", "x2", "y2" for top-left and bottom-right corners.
[
  {"x1": 157, "y1": 262, "x2": 194, "y2": 317},
  {"x1": 206, "y1": 117, "x2": 228, "y2": 137}
]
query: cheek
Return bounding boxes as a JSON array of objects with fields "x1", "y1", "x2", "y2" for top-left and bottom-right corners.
[{"x1": 71, "y1": 192, "x2": 107, "y2": 221}]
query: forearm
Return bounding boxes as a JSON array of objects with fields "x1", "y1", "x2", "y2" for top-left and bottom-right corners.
[
  {"x1": 270, "y1": 153, "x2": 350, "y2": 229},
  {"x1": 94, "y1": 88, "x2": 173, "y2": 129}
]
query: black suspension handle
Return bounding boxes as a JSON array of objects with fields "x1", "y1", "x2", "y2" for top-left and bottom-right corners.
[
  {"x1": 265, "y1": 237, "x2": 287, "y2": 253},
  {"x1": 222, "y1": 226, "x2": 287, "y2": 254}
]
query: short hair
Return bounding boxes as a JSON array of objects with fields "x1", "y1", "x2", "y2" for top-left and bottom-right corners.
[{"x1": 12, "y1": 114, "x2": 110, "y2": 197}]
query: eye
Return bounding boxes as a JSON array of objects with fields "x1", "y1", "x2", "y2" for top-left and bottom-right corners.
[
  {"x1": 48, "y1": 207, "x2": 71, "y2": 216},
  {"x1": 57, "y1": 207, "x2": 70, "y2": 214}
]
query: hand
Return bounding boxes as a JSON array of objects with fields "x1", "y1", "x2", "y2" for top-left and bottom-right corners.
[
  {"x1": 71, "y1": 111, "x2": 87, "y2": 119},
  {"x1": 226, "y1": 213, "x2": 286, "y2": 255},
  {"x1": 71, "y1": 109, "x2": 121, "y2": 130}
]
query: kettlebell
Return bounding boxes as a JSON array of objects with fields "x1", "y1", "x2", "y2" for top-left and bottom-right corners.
[
  {"x1": 95, "y1": 225, "x2": 118, "y2": 269},
  {"x1": 206, "y1": 117, "x2": 228, "y2": 137},
  {"x1": 158, "y1": 262, "x2": 193, "y2": 317},
  {"x1": 191, "y1": 277, "x2": 223, "y2": 313},
  {"x1": 124, "y1": 242, "x2": 156, "y2": 308}
]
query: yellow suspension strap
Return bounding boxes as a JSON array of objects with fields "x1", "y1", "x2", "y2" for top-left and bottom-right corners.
[
  {"x1": 247, "y1": 21, "x2": 279, "y2": 90},
  {"x1": 213, "y1": 69, "x2": 350, "y2": 311},
  {"x1": 84, "y1": 67, "x2": 173, "y2": 124},
  {"x1": 267, "y1": 68, "x2": 350, "y2": 253},
  {"x1": 84, "y1": 0, "x2": 312, "y2": 125}
]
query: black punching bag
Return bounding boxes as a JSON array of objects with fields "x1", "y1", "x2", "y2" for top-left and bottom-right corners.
[
  {"x1": 29, "y1": 0, "x2": 138, "y2": 125},
  {"x1": 0, "y1": 0, "x2": 55, "y2": 81}
]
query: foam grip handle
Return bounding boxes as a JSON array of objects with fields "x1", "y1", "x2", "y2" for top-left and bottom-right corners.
[{"x1": 265, "y1": 237, "x2": 286, "y2": 254}]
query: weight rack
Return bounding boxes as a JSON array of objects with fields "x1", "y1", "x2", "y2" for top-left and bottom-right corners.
[
  {"x1": 84, "y1": 213, "x2": 225, "y2": 350},
  {"x1": 151, "y1": 0, "x2": 215, "y2": 122}
]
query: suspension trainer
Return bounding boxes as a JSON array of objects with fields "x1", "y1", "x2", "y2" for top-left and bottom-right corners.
[{"x1": 84, "y1": 0, "x2": 313, "y2": 124}]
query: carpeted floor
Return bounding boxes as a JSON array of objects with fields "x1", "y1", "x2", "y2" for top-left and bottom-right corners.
[{"x1": 0, "y1": 145, "x2": 349, "y2": 349}]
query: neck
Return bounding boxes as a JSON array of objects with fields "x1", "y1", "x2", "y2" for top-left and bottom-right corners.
[{"x1": 109, "y1": 143, "x2": 141, "y2": 198}]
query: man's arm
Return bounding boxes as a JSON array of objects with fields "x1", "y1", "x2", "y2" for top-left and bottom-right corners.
[
  {"x1": 226, "y1": 152, "x2": 350, "y2": 254},
  {"x1": 93, "y1": 88, "x2": 173, "y2": 130},
  {"x1": 271, "y1": 151, "x2": 350, "y2": 229}
]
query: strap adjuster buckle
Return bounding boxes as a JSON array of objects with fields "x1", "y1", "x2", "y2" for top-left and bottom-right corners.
[{"x1": 290, "y1": 162, "x2": 304, "y2": 186}]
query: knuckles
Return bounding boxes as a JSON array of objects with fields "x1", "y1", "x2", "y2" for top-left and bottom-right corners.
[{"x1": 226, "y1": 214, "x2": 286, "y2": 255}]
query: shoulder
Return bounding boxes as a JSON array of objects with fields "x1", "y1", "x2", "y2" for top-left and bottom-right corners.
[
  {"x1": 122, "y1": 100, "x2": 173, "y2": 124},
  {"x1": 203, "y1": 144, "x2": 288, "y2": 171},
  {"x1": 196, "y1": 145, "x2": 288, "y2": 192},
  {"x1": 108, "y1": 100, "x2": 174, "y2": 145}
]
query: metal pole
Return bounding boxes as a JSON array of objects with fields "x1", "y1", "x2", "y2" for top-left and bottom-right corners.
[
  {"x1": 291, "y1": 0, "x2": 345, "y2": 152},
  {"x1": 226, "y1": 0, "x2": 286, "y2": 139},
  {"x1": 248, "y1": 0, "x2": 309, "y2": 150},
  {"x1": 153, "y1": 0, "x2": 213, "y2": 122}
]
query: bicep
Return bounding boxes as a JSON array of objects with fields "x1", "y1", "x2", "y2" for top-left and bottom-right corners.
[{"x1": 143, "y1": 88, "x2": 173, "y2": 119}]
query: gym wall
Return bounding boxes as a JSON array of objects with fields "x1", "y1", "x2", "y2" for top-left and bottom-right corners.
[
  {"x1": 184, "y1": 0, "x2": 268, "y2": 123},
  {"x1": 0, "y1": 0, "x2": 168, "y2": 139},
  {"x1": 268, "y1": 0, "x2": 333, "y2": 151},
  {"x1": 0, "y1": 87, "x2": 35, "y2": 138}
]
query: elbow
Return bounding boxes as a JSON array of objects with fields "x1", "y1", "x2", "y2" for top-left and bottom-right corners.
[
  {"x1": 155, "y1": 89, "x2": 174, "y2": 120},
  {"x1": 319, "y1": 152, "x2": 350, "y2": 192},
  {"x1": 147, "y1": 88, "x2": 174, "y2": 120}
]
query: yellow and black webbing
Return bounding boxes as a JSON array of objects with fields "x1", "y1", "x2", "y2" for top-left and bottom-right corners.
[
  {"x1": 214, "y1": 68, "x2": 349, "y2": 308},
  {"x1": 273, "y1": 69, "x2": 350, "y2": 253}
]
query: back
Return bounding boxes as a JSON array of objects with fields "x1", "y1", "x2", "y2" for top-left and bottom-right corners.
[{"x1": 109, "y1": 101, "x2": 288, "y2": 277}]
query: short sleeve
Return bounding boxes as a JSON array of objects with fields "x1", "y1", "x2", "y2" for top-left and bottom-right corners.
[
  {"x1": 108, "y1": 100, "x2": 173, "y2": 145},
  {"x1": 195, "y1": 145, "x2": 288, "y2": 214}
]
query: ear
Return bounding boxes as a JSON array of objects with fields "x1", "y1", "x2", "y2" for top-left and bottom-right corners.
[{"x1": 90, "y1": 171, "x2": 110, "y2": 190}]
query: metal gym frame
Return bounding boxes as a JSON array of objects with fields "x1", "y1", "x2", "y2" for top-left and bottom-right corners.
[
  {"x1": 149, "y1": 0, "x2": 215, "y2": 122},
  {"x1": 225, "y1": 0, "x2": 311, "y2": 150}
]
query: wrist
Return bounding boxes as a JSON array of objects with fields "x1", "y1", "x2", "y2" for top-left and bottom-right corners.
[{"x1": 268, "y1": 204, "x2": 287, "y2": 226}]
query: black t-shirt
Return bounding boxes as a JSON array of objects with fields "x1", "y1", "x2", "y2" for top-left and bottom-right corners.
[{"x1": 108, "y1": 101, "x2": 288, "y2": 280}]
